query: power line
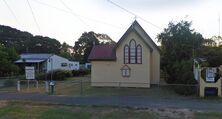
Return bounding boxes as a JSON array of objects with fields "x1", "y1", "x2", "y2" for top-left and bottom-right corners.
[
  {"x1": 59, "y1": 0, "x2": 93, "y2": 30},
  {"x1": 107, "y1": 0, "x2": 162, "y2": 30},
  {"x1": 2, "y1": 0, "x2": 21, "y2": 27},
  {"x1": 31, "y1": 0, "x2": 122, "y2": 29},
  {"x1": 33, "y1": 0, "x2": 69, "y2": 13},
  {"x1": 26, "y1": 0, "x2": 41, "y2": 34}
]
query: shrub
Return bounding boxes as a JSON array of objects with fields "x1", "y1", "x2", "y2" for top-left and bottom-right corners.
[
  {"x1": 171, "y1": 60, "x2": 197, "y2": 95},
  {"x1": 64, "y1": 70, "x2": 73, "y2": 77},
  {"x1": 35, "y1": 70, "x2": 72, "y2": 81},
  {"x1": 34, "y1": 69, "x2": 89, "y2": 81},
  {"x1": 36, "y1": 73, "x2": 48, "y2": 80},
  {"x1": 72, "y1": 69, "x2": 91, "y2": 77},
  {"x1": 53, "y1": 70, "x2": 66, "y2": 80}
]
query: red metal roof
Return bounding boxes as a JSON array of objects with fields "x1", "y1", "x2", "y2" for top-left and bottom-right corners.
[{"x1": 88, "y1": 44, "x2": 116, "y2": 61}]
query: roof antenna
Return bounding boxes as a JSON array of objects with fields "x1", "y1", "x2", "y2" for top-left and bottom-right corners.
[
  {"x1": 219, "y1": 13, "x2": 221, "y2": 36},
  {"x1": 134, "y1": 16, "x2": 137, "y2": 21}
]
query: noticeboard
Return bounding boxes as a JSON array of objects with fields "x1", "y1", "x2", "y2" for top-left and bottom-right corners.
[
  {"x1": 206, "y1": 68, "x2": 216, "y2": 82},
  {"x1": 25, "y1": 66, "x2": 35, "y2": 80}
]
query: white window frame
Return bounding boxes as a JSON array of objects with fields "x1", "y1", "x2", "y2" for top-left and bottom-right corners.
[{"x1": 121, "y1": 65, "x2": 131, "y2": 77}]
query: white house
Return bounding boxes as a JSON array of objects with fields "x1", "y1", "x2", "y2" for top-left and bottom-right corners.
[
  {"x1": 69, "y1": 61, "x2": 80, "y2": 70},
  {"x1": 15, "y1": 53, "x2": 79, "y2": 73}
]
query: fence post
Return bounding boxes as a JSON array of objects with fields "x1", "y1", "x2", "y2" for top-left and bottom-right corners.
[
  {"x1": 17, "y1": 81, "x2": 20, "y2": 92},
  {"x1": 45, "y1": 81, "x2": 49, "y2": 93},
  {"x1": 80, "y1": 80, "x2": 83, "y2": 96},
  {"x1": 36, "y1": 81, "x2": 39, "y2": 89},
  {"x1": 27, "y1": 80, "x2": 29, "y2": 92}
]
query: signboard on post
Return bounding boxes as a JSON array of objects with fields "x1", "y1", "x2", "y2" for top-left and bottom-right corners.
[{"x1": 25, "y1": 66, "x2": 35, "y2": 80}]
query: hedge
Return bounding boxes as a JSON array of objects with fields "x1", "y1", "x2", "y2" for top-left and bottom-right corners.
[
  {"x1": 35, "y1": 69, "x2": 90, "y2": 81},
  {"x1": 72, "y1": 69, "x2": 91, "y2": 77}
]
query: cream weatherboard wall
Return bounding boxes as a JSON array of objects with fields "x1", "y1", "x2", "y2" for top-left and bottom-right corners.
[
  {"x1": 91, "y1": 31, "x2": 155, "y2": 88},
  {"x1": 134, "y1": 22, "x2": 160, "y2": 84}
]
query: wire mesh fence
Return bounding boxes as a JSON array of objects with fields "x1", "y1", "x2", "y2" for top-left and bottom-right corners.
[
  {"x1": 0, "y1": 75, "x2": 199, "y2": 98},
  {"x1": 52, "y1": 81, "x2": 199, "y2": 97}
]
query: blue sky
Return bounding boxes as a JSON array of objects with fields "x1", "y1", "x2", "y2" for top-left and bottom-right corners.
[{"x1": 0, "y1": 0, "x2": 221, "y2": 45}]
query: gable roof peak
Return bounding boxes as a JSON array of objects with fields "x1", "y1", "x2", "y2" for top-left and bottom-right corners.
[
  {"x1": 132, "y1": 20, "x2": 139, "y2": 25},
  {"x1": 115, "y1": 20, "x2": 161, "y2": 53}
]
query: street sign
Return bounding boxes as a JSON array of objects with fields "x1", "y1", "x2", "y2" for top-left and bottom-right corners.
[{"x1": 25, "y1": 66, "x2": 35, "y2": 80}]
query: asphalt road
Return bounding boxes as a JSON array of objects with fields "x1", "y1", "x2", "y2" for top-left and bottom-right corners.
[{"x1": 0, "y1": 92, "x2": 222, "y2": 111}]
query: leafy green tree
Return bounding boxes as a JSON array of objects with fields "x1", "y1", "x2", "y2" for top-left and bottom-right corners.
[
  {"x1": 157, "y1": 20, "x2": 204, "y2": 84},
  {"x1": 0, "y1": 25, "x2": 61, "y2": 54},
  {"x1": 25, "y1": 36, "x2": 61, "y2": 54},
  {"x1": 198, "y1": 46, "x2": 222, "y2": 67},
  {"x1": 0, "y1": 44, "x2": 20, "y2": 76},
  {"x1": 59, "y1": 42, "x2": 74, "y2": 60},
  {"x1": 202, "y1": 38, "x2": 216, "y2": 47},
  {"x1": 74, "y1": 32, "x2": 99, "y2": 63},
  {"x1": 73, "y1": 31, "x2": 115, "y2": 63}
]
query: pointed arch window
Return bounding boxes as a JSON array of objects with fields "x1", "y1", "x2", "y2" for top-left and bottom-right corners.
[
  {"x1": 136, "y1": 45, "x2": 142, "y2": 64},
  {"x1": 124, "y1": 45, "x2": 129, "y2": 64},
  {"x1": 123, "y1": 39, "x2": 142, "y2": 64},
  {"x1": 129, "y1": 39, "x2": 136, "y2": 64}
]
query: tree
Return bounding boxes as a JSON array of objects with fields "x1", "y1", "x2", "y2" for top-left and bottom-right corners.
[
  {"x1": 59, "y1": 42, "x2": 74, "y2": 60},
  {"x1": 73, "y1": 31, "x2": 115, "y2": 63},
  {"x1": 211, "y1": 36, "x2": 222, "y2": 46},
  {"x1": 157, "y1": 20, "x2": 204, "y2": 84},
  {"x1": 0, "y1": 25, "x2": 62, "y2": 54},
  {"x1": 198, "y1": 45, "x2": 222, "y2": 67},
  {"x1": 25, "y1": 36, "x2": 61, "y2": 54},
  {"x1": 0, "y1": 44, "x2": 20, "y2": 77}
]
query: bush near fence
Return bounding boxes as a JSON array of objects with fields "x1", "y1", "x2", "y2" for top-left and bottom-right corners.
[
  {"x1": 35, "y1": 69, "x2": 90, "y2": 81},
  {"x1": 72, "y1": 69, "x2": 91, "y2": 77},
  {"x1": 35, "y1": 70, "x2": 70, "y2": 81}
]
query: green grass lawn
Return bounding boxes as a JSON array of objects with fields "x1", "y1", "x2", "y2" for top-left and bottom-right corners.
[
  {"x1": 0, "y1": 101, "x2": 159, "y2": 119},
  {"x1": 194, "y1": 112, "x2": 222, "y2": 119},
  {"x1": 54, "y1": 76, "x2": 194, "y2": 99},
  {"x1": 0, "y1": 101, "x2": 221, "y2": 119}
]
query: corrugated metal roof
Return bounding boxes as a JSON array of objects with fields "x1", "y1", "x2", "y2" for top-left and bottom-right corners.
[
  {"x1": 88, "y1": 44, "x2": 116, "y2": 61},
  {"x1": 15, "y1": 59, "x2": 45, "y2": 63},
  {"x1": 20, "y1": 53, "x2": 53, "y2": 60}
]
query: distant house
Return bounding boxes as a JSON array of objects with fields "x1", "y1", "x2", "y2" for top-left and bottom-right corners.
[
  {"x1": 88, "y1": 20, "x2": 160, "y2": 88},
  {"x1": 79, "y1": 63, "x2": 91, "y2": 69},
  {"x1": 15, "y1": 53, "x2": 79, "y2": 73}
]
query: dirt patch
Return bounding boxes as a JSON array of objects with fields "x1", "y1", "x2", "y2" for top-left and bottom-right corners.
[
  {"x1": 153, "y1": 108, "x2": 194, "y2": 119},
  {"x1": 0, "y1": 101, "x2": 8, "y2": 108}
]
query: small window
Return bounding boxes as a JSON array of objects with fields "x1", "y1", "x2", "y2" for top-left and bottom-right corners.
[
  {"x1": 121, "y1": 65, "x2": 131, "y2": 77},
  {"x1": 61, "y1": 63, "x2": 67, "y2": 67}
]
